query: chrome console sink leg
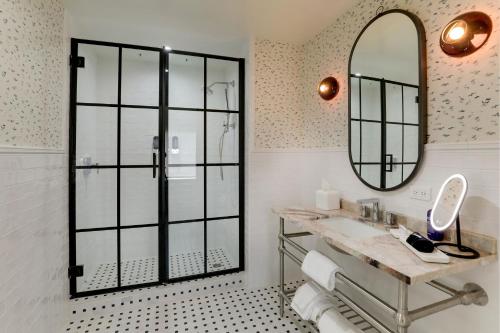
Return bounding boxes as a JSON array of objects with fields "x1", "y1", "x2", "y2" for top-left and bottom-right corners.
[
  {"x1": 279, "y1": 217, "x2": 285, "y2": 317},
  {"x1": 396, "y1": 280, "x2": 411, "y2": 333}
]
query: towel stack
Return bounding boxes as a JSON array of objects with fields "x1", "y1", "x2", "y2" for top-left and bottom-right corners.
[
  {"x1": 291, "y1": 282, "x2": 335, "y2": 322},
  {"x1": 291, "y1": 250, "x2": 359, "y2": 332}
]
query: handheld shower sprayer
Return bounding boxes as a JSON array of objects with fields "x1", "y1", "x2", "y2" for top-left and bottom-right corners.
[{"x1": 205, "y1": 80, "x2": 236, "y2": 181}]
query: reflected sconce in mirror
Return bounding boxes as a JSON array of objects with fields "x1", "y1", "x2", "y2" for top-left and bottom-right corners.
[
  {"x1": 318, "y1": 76, "x2": 339, "y2": 100},
  {"x1": 440, "y1": 11, "x2": 492, "y2": 57}
]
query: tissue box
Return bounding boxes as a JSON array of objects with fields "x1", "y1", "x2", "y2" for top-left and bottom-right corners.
[{"x1": 316, "y1": 190, "x2": 340, "y2": 210}]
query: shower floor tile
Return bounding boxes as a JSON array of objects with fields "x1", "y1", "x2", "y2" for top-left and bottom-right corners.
[
  {"x1": 79, "y1": 248, "x2": 234, "y2": 291},
  {"x1": 169, "y1": 248, "x2": 235, "y2": 279}
]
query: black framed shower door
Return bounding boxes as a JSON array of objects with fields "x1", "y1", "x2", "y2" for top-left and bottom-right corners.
[{"x1": 68, "y1": 38, "x2": 245, "y2": 298}]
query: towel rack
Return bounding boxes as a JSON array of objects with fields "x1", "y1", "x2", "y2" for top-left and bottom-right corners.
[{"x1": 278, "y1": 217, "x2": 488, "y2": 333}]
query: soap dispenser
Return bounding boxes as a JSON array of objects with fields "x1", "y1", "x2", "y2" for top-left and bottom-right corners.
[{"x1": 315, "y1": 179, "x2": 340, "y2": 210}]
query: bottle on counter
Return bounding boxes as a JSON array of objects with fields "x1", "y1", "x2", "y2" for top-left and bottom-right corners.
[{"x1": 427, "y1": 209, "x2": 444, "y2": 241}]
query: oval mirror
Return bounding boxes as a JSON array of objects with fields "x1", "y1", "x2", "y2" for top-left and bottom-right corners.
[{"x1": 348, "y1": 10, "x2": 427, "y2": 191}]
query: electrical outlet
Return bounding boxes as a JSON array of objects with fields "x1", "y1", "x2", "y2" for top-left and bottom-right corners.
[{"x1": 410, "y1": 186, "x2": 432, "y2": 201}]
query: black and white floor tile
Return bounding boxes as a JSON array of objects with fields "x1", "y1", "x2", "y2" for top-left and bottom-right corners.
[
  {"x1": 66, "y1": 279, "x2": 380, "y2": 333},
  {"x1": 79, "y1": 248, "x2": 234, "y2": 291}
]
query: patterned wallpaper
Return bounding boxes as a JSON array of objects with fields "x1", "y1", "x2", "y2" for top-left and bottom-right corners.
[
  {"x1": 0, "y1": 0, "x2": 65, "y2": 149},
  {"x1": 254, "y1": 0, "x2": 500, "y2": 148},
  {"x1": 254, "y1": 40, "x2": 306, "y2": 148}
]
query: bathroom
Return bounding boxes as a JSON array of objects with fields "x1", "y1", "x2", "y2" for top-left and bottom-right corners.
[{"x1": 0, "y1": 0, "x2": 498, "y2": 332}]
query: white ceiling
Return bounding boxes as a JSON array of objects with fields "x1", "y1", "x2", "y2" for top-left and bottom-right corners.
[{"x1": 65, "y1": 0, "x2": 356, "y2": 56}]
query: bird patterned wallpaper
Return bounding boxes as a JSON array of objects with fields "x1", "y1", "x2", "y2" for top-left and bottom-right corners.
[
  {"x1": 0, "y1": 0, "x2": 65, "y2": 149},
  {"x1": 254, "y1": 40, "x2": 306, "y2": 148},
  {"x1": 254, "y1": 0, "x2": 500, "y2": 148}
]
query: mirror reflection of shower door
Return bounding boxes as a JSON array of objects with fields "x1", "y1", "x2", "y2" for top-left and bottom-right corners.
[
  {"x1": 166, "y1": 53, "x2": 243, "y2": 281},
  {"x1": 70, "y1": 40, "x2": 162, "y2": 295}
]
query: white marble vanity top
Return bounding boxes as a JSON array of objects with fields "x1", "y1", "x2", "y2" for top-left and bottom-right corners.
[{"x1": 273, "y1": 207, "x2": 497, "y2": 285}]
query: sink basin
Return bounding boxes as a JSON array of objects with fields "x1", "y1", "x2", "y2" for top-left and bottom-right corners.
[{"x1": 319, "y1": 216, "x2": 388, "y2": 239}]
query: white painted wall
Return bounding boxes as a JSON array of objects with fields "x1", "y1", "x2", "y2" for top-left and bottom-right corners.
[{"x1": 0, "y1": 153, "x2": 69, "y2": 332}]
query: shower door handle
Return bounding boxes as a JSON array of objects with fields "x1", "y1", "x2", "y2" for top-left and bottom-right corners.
[{"x1": 153, "y1": 152, "x2": 157, "y2": 178}]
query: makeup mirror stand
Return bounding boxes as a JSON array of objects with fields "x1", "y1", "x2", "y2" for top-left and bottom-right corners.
[{"x1": 434, "y1": 215, "x2": 480, "y2": 259}]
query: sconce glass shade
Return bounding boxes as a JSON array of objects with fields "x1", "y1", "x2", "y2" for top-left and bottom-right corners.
[
  {"x1": 318, "y1": 77, "x2": 339, "y2": 100},
  {"x1": 440, "y1": 12, "x2": 492, "y2": 57}
]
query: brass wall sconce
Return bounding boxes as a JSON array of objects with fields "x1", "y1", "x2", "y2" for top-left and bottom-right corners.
[
  {"x1": 440, "y1": 11, "x2": 492, "y2": 57},
  {"x1": 318, "y1": 76, "x2": 339, "y2": 100}
]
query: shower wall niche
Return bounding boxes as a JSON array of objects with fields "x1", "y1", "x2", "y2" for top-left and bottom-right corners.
[{"x1": 69, "y1": 39, "x2": 244, "y2": 297}]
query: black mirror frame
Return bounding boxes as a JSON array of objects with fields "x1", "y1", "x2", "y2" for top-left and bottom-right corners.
[{"x1": 347, "y1": 9, "x2": 428, "y2": 192}]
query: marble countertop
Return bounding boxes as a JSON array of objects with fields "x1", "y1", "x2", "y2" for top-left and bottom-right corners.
[{"x1": 273, "y1": 207, "x2": 497, "y2": 285}]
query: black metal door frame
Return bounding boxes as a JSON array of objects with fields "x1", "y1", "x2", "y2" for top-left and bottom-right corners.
[{"x1": 69, "y1": 38, "x2": 245, "y2": 298}]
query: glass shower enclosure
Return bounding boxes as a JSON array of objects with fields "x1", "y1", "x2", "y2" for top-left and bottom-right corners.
[{"x1": 68, "y1": 39, "x2": 244, "y2": 297}]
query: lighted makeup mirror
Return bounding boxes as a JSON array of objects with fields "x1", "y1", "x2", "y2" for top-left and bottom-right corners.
[{"x1": 430, "y1": 174, "x2": 480, "y2": 259}]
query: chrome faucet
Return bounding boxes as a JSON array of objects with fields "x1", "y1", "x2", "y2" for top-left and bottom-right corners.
[{"x1": 357, "y1": 198, "x2": 380, "y2": 223}]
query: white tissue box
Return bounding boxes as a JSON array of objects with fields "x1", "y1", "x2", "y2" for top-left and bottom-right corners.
[{"x1": 316, "y1": 190, "x2": 340, "y2": 210}]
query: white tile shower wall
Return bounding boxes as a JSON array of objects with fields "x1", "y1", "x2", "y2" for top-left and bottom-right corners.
[
  {"x1": 247, "y1": 144, "x2": 499, "y2": 333},
  {"x1": 0, "y1": 153, "x2": 68, "y2": 332}
]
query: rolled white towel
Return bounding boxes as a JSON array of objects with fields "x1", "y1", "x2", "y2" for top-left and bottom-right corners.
[
  {"x1": 301, "y1": 250, "x2": 342, "y2": 291},
  {"x1": 291, "y1": 282, "x2": 335, "y2": 322},
  {"x1": 318, "y1": 309, "x2": 359, "y2": 333}
]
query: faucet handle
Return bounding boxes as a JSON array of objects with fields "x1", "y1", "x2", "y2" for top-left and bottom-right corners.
[
  {"x1": 384, "y1": 211, "x2": 397, "y2": 226},
  {"x1": 360, "y1": 205, "x2": 370, "y2": 218}
]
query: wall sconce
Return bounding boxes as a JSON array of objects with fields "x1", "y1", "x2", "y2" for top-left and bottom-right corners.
[
  {"x1": 318, "y1": 76, "x2": 339, "y2": 100},
  {"x1": 440, "y1": 11, "x2": 492, "y2": 57}
]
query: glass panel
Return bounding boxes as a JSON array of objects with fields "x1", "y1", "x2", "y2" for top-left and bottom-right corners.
[
  {"x1": 403, "y1": 86, "x2": 419, "y2": 124},
  {"x1": 386, "y1": 124, "x2": 403, "y2": 163},
  {"x1": 360, "y1": 79, "x2": 381, "y2": 121},
  {"x1": 76, "y1": 106, "x2": 117, "y2": 166},
  {"x1": 77, "y1": 44, "x2": 118, "y2": 104},
  {"x1": 360, "y1": 165, "x2": 381, "y2": 188},
  {"x1": 121, "y1": 168, "x2": 158, "y2": 226},
  {"x1": 168, "y1": 110, "x2": 204, "y2": 165},
  {"x1": 121, "y1": 227, "x2": 158, "y2": 286},
  {"x1": 207, "y1": 166, "x2": 239, "y2": 218},
  {"x1": 122, "y1": 49, "x2": 159, "y2": 106},
  {"x1": 350, "y1": 120, "x2": 360, "y2": 163},
  {"x1": 168, "y1": 167, "x2": 204, "y2": 221},
  {"x1": 76, "y1": 230, "x2": 117, "y2": 292},
  {"x1": 168, "y1": 54, "x2": 204, "y2": 109},
  {"x1": 207, "y1": 113, "x2": 239, "y2": 164},
  {"x1": 207, "y1": 219, "x2": 239, "y2": 272},
  {"x1": 404, "y1": 125, "x2": 419, "y2": 162},
  {"x1": 206, "y1": 59, "x2": 239, "y2": 111},
  {"x1": 386, "y1": 163, "x2": 402, "y2": 188},
  {"x1": 386, "y1": 83, "x2": 402, "y2": 122},
  {"x1": 361, "y1": 121, "x2": 381, "y2": 163},
  {"x1": 168, "y1": 222, "x2": 204, "y2": 279},
  {"x1": 76, "y1": 169, "x2": 116, "y2": 229},
  {"x1": 350, "y1": 77, "x2": 360, "y2": 119},
  {"x1": 403, "y1": 164, "x2": 417, "y2": 180},
  {"x1": 121, "y1": 108, "x2": 158, "y2": 165}
]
